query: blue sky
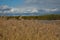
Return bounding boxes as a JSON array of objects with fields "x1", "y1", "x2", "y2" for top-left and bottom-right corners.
[
  {"x1": 0, "y1": 0, "x2": 60, "y2": 14},
  {"x1": 0, "y1": 0, "x2": 60, "y2": 8},
  {"x1": 0, "y1": 0, "x2": 24, "y2": 7}
]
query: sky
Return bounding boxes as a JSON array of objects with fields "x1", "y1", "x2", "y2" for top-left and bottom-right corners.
[
  {"x1": 0, "y1": 0, "x2": 60, "y2": 8},
  {"x1": 0, "y1": 0, "x2": 60, "y2": 14},
  {"x1": 0, "y1": 0, "x2": 24, "y2": 7}
]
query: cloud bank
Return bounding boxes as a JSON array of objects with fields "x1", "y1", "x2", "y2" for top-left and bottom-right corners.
[
  {"x1": 24, "y1": 0, "x2": 60, "y2": 8},
  {"x1": 0, "y1": 5, "x2": 60, "y2": 14}
]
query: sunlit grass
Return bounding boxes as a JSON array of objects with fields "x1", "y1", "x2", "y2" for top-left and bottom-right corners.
[{"x1": 0, "y1": 15, "x2": 60, "y2": 40}]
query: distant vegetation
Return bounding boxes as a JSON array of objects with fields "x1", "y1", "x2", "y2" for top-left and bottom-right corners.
[
  {"x1": 0, "y1": 14, "x2": 60, "y2": 20},
  {"x1": 21, "y1": 14, "x2": 60, "y2": 20}
]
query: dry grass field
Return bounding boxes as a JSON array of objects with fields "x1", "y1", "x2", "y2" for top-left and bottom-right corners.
[{"x1": 0, "y1": 18, "x2": 60, "y2": 40}]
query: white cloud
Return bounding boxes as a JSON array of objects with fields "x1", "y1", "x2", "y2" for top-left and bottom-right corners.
[
  {"x1": 9, "y1": 7, "x2": 38, "y2": 13},
  {"x1": 44, "y1": 8, "x2": 58, "y2": 12},
  {"x1": 0, "y1": 5, "x2": 59, "y2": 14},
  {"x1": 23, "y1": 8, "x2": 38, "y2": 13},
  {"x1": 0, "y1": 5, "x2": 9, "y2": 9},
  {"x1": 10, "y1": 8, "x2": 19, "y2": 13},
  {"x1": 0, "y1": 5, "x2": 19, "y2": 13}
]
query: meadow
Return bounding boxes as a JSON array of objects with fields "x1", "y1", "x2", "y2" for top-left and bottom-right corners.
[{"x1": 0, "y1": 15, "x2": 60, "y2": 40}]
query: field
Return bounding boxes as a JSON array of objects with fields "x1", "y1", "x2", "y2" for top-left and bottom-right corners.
[{"x1": 0, "y1": 17, "x2": 60, "y2": 40}]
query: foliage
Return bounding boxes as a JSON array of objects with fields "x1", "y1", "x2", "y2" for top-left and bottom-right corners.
[
  {"x1": 22, "y1": 14, "x2": 60, "y2": 20},
  {"x1": 0, "y1": 14, "x2": 60, "y2": 20}
]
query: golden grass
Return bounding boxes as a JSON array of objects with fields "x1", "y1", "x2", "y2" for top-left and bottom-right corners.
[{"x1": 0, "y1": 18, "x2": 60, "y2": 40}]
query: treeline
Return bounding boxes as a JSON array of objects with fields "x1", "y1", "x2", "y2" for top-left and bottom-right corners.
[
  {"x1": 22, "y1": 14, "x2": 60, "y2": 20},
  {"x1": 0, "y1": 14, "x2": 60, "y2": 20}
]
